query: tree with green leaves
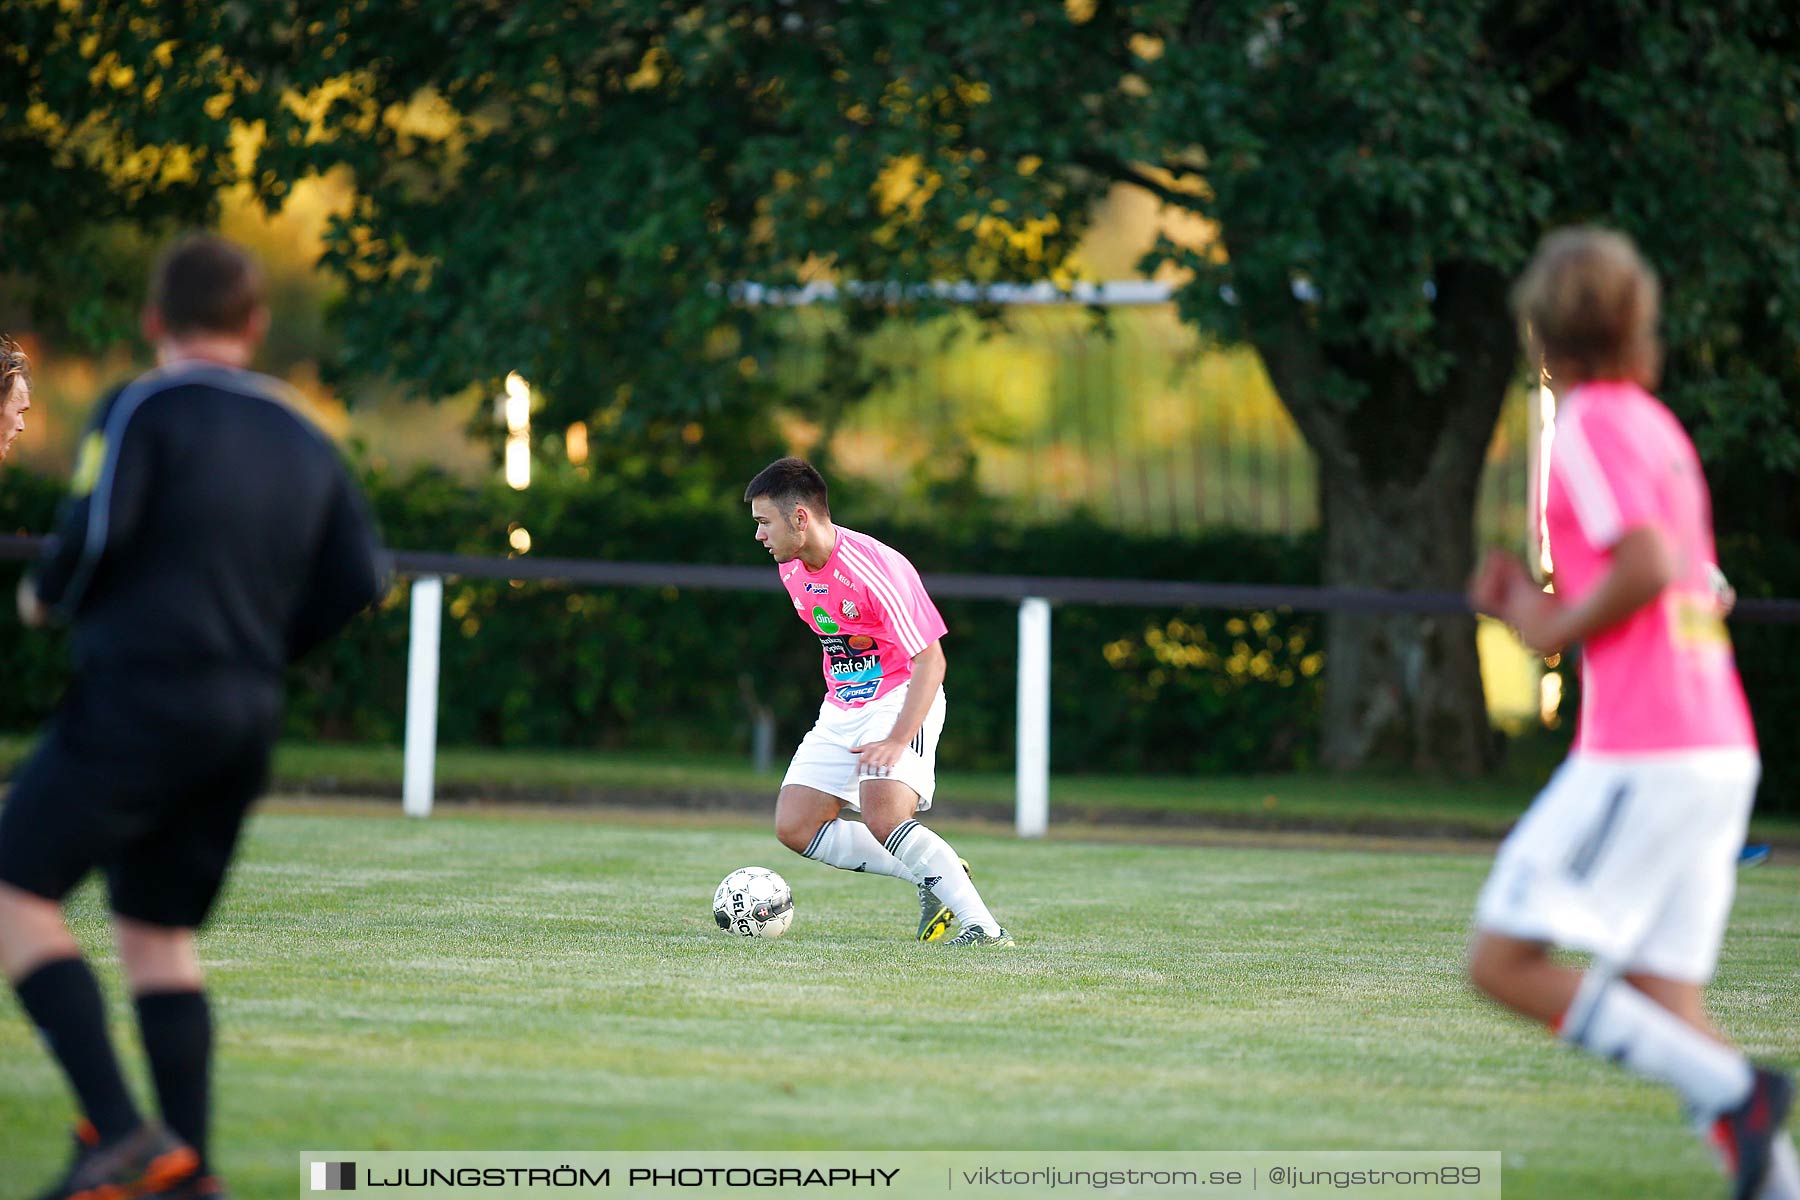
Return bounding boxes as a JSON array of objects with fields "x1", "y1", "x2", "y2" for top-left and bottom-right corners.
[
  {"x1": 0, "y1": 3, "x2": 287, "y2": 343},
  {"x1": 10, "y1": 2, "x2": 1799, "y2": 773},
  {"x1": 1105, "y1": 2, "x2": 1800, "y2": 772}
]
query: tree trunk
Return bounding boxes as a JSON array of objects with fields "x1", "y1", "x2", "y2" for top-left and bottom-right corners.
[
  {"x1": 1316, "y1": 455, "x2": 1494, "y2": 774},
  {"x1": 1251, "y1": 262, "x2": 1518, "y2": 775}
]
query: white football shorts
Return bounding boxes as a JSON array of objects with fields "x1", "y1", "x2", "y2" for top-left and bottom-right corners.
[
  {"x1": 1474, "y1": 748, "x2": 1759, "y2": 982},
  {"x1": 781, "y1": 683, "x2": 946, "y2": 812}
]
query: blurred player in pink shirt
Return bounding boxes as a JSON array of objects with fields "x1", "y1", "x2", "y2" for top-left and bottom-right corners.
[
  {"x1": 745, "y1": 457, "x2": 1011, "y2": 947},
  {"x1": 1470, "y1": 228, "x2": 1791, "y2": 1199}
]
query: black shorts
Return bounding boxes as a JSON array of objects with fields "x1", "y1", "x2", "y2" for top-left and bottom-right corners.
[{"x1": 0, "y1": 668, "x2": 282, "y2": 928}]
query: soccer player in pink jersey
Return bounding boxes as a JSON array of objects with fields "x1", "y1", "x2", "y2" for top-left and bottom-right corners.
[
  {"x1": 745, "y1": 457, "x2": 1012, "y2": 947},
  {"x1": 1469, "y1": 228, "x2": 1793, "y2": 1200}
]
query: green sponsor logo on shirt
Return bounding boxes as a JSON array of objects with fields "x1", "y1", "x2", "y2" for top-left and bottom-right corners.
[{"x1": 812, "y1": 605, "x2": 840, "y2": 634}]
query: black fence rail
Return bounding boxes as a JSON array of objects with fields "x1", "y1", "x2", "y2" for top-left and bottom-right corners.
[{"x1": 6, "y1": 535, "x2": 1798, "y2": 621}]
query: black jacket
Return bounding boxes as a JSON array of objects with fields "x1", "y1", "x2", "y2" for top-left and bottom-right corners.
[{"x1": 32, "y1": 361, "x2": 387, "y2": 675}]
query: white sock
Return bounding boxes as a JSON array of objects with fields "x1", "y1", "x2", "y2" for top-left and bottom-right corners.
[
  {"x1": 1561, "y1": 970, "x2": 1753, "y2": 1118},
  {"x1": 884, "y1": 819, "x2": 999, "y2": 932},
  {"x1": 801, "y1": 818, "x2": 915, "y2": 881},
  {"x1": 1760, "y1": 1135, "x2": 1800, "y2": 1200}
]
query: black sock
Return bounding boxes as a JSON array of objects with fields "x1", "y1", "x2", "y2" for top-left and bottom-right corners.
[
  {"x1": 14, "y1": 957, "x2": 142, "y2": 1140},
  {"x1": 135, "y1": 990, "x2": 212, "y2": 1171}
]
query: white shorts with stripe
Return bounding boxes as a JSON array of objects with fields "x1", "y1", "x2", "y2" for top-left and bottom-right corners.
[
  {"x1": 1474, "y1": 749, "x2": 1759, "y2": 982},
  {"x1": 781, "y1": 683, "x2": 946, "y2": 812}
]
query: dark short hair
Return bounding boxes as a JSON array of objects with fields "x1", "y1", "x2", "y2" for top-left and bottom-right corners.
[
  {"x1": 744, "y1": 456, "x2": 829, "y2": 516},
  {"x1": 150, "y1": 234, "x2": 266, "y2": 337},
  {"x1": 0, "y1": 336, "x2": 28, "y2": 399}
]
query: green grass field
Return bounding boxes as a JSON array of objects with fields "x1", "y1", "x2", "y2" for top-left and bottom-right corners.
[{"x1": 1, "y1": 804, "x2": 1795, "y2": 1199}]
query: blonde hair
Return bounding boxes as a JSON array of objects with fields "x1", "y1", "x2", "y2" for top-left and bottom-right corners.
[
  {"x1": 0, "y1": 336, "x2": 28, "y2": 401},
  {"x1": 1511, "y1": 227, "x2": 1661, "y2": 386}
]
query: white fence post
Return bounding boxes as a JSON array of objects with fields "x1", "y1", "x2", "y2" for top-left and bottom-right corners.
[
  {"x1": 403, "y1": 575, "x2": 444, "y2": 818},
  {"x1": 1015, "y1": 596, "x2": 1051, "y2": 838}
]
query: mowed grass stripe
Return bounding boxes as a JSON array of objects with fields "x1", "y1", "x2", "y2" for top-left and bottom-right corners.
[{"x1": 1, "y1": 808, "x2": 1794, "y2": 1200}]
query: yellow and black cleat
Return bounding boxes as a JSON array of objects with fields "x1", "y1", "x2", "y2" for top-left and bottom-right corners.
[
  {"x1": 915, "y1": 857, "x2": 972, "y2": 942},
  {"x1": 945, "y1": 924, "x2": 1014, "y2": 949}
]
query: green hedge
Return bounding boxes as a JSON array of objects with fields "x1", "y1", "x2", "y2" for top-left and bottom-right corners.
[{"x1": 1, "y1": 464, "x2": 1322, "y2": 775}]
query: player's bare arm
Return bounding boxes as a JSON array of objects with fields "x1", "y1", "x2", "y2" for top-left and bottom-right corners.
[
  {"x1": 850, "y1": 639, "x2": 945, "y2": 774},
  {"x1": 1471, "y1": 527, "x2": 1674, "y2": 656}
]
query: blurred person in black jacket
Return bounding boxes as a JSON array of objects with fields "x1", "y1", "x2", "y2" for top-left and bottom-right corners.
[{"x1": 1, "y1": 234, "x2": 386, "y2": 1200}]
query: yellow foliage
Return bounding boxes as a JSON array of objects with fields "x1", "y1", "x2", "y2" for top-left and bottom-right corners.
[
  {"x1": 875, "y1": 154, "x2": 939, "y2": 219},
  {"x1": 954, "y1": 79, "x2": 991, "y2": 105},
  {"x1": 972, "y1": 212, "x2": 1061, "y2": 262},
  {"x1": 627, "y1": 46, "x2": 669, "y2": 90},
  {"x1": 1145, "y1": 626, "x2": 1214, "y2": 669},
  {"x1": 384, "y1": 88, "x2": 460, "y2": 140},
  {"x1": 285, "y1": 75, "x2": 369, "y2": 136},
  {"x1": 24, "y1": 102, "x2": 65, "y2": 139},
  {"x1": 703, "y1": 326, "x2": 741, "y2": 360}
]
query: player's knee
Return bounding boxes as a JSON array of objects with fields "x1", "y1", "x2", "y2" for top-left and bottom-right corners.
[
  {"x1": 774, "y1": 814, "x2": 821, "y2": 855},
  {"x1": 1467, "y1": 934, "x2": 1525, "y2": 999},
  {"x1": 862, "y1": 812, "x2": 901, "y2": 844},
  {"x1": 1467, "y1": 937, "x2": 1503, "y2": 996},
  {"x1": 0, "y1": 883, "x2": 79, "y2": 982},
  {"x1": 114, "y1": 918, "x2": 202, "y2": 993}
]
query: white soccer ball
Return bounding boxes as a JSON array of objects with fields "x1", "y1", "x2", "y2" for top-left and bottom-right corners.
[{"x1": 712, "y1": 867, "x2": 794, "y2": 939}]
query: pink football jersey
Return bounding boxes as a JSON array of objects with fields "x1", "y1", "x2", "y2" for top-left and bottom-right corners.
[
  {"x1": 778, "y1": 527, "x2": 949, "y2": 709},
  {"x1": 1545, "y1": 381, "x2": 1756, "y2": 753}
]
